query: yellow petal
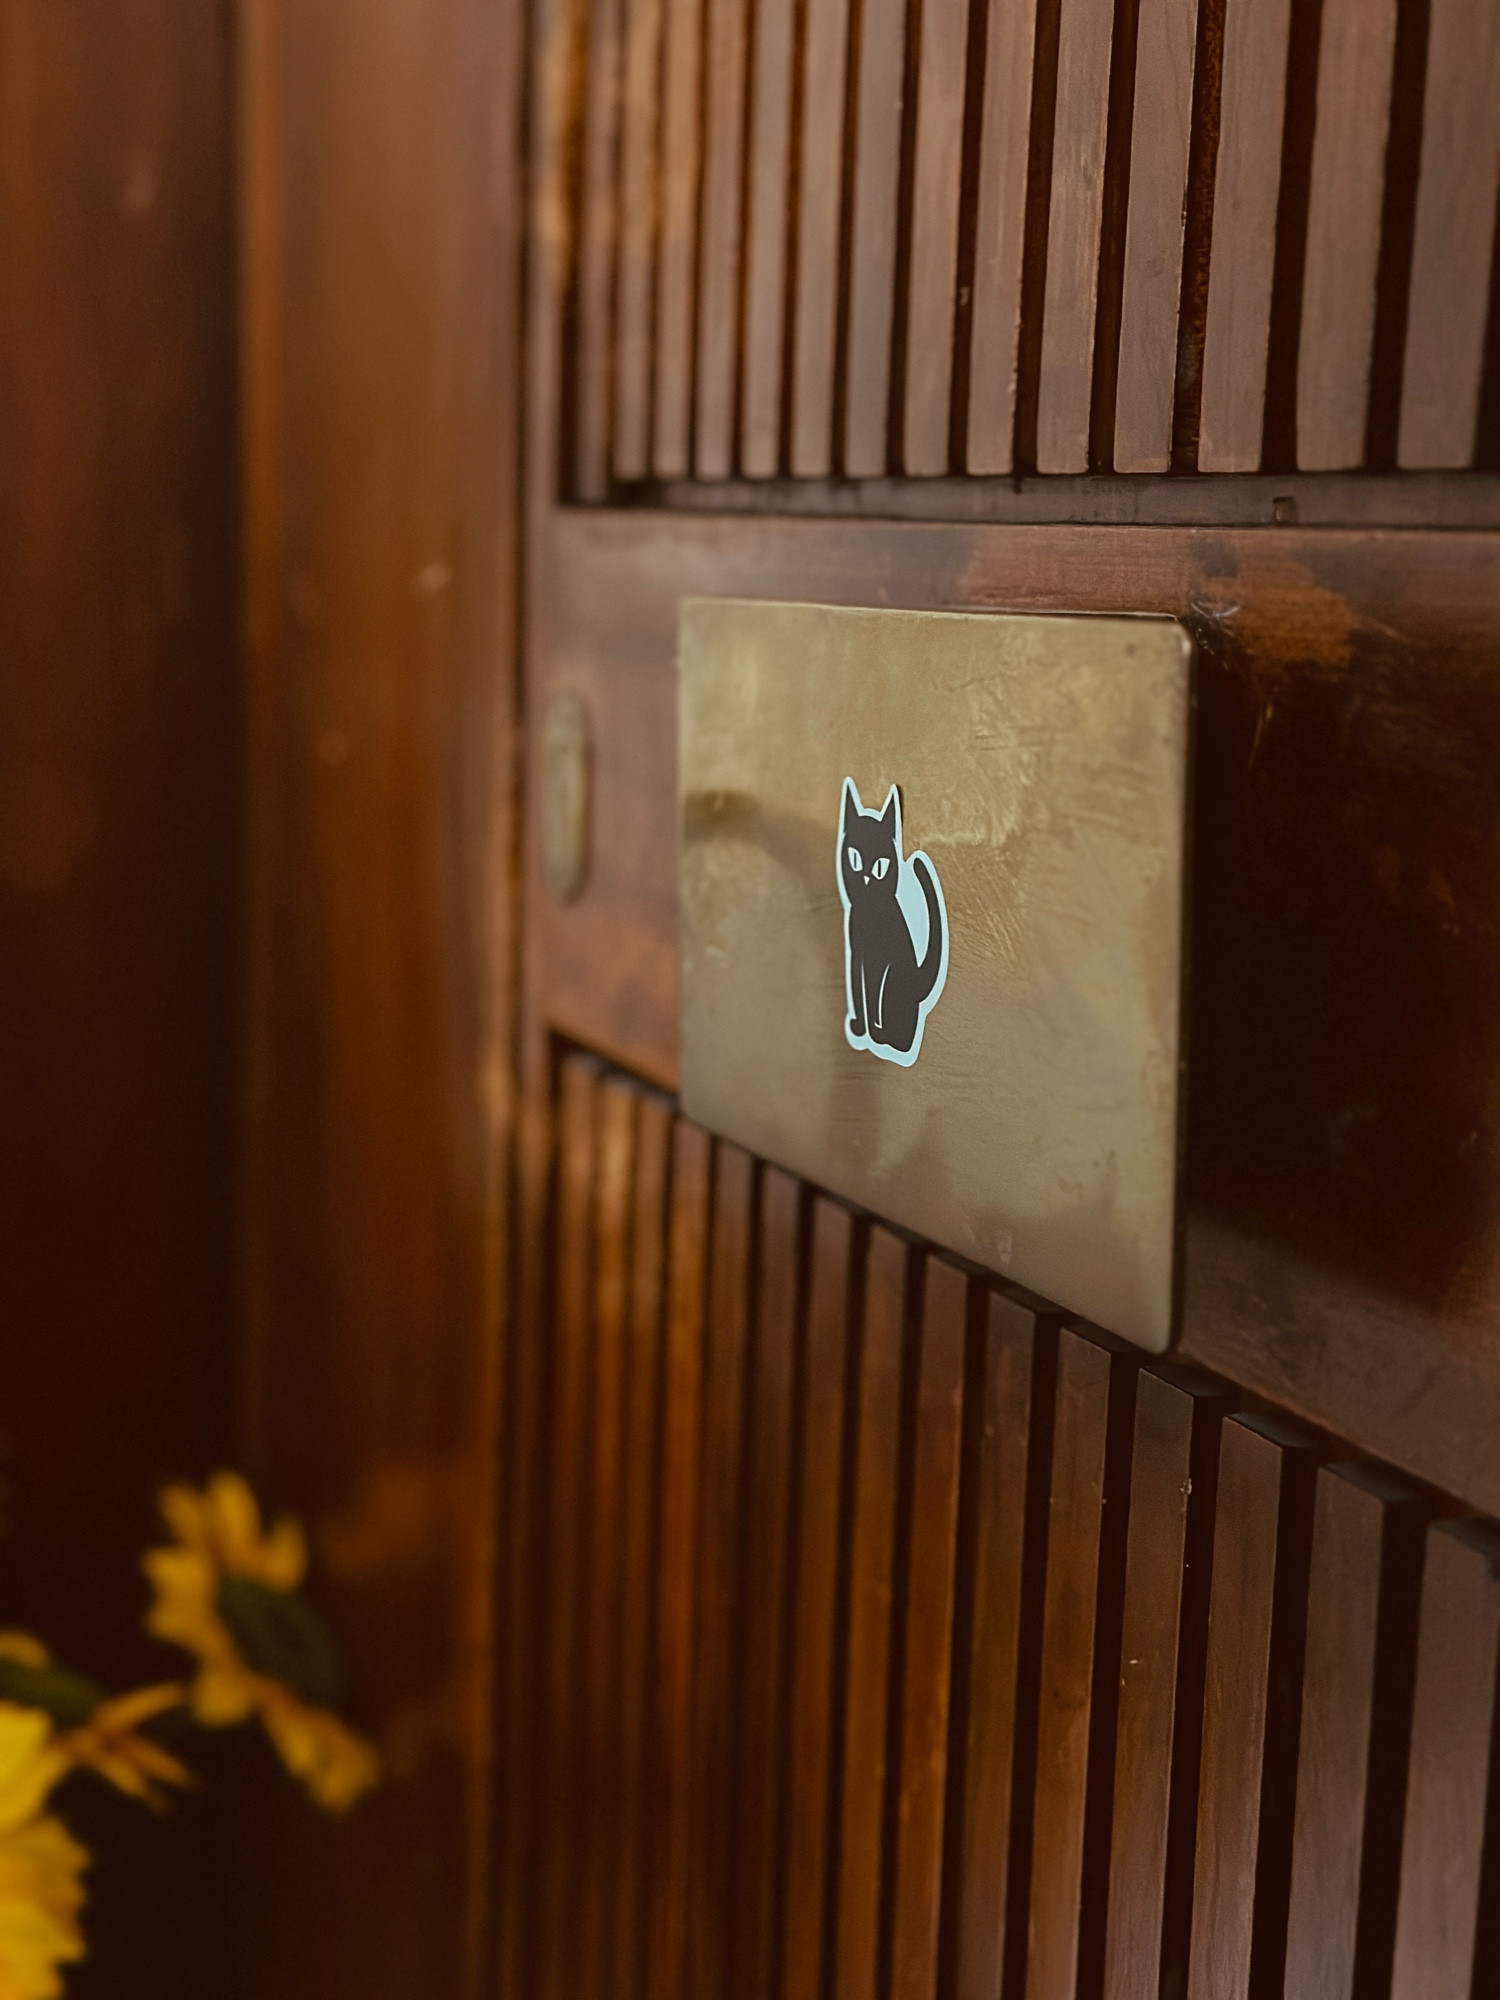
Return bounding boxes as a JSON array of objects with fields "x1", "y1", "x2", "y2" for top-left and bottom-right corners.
[
  {"x1": 258, "y1": 1688, "x2": 381, "y2": 1813},
  {"x1": 257, "y1": 1515, "x2": 308, "y2": 1591},
  {"x1": 0, "y1": 1716, "x2": 64, "y2": 1838},
  {"x1": 0, "y1": 1641, "x2": 47, "y2": 1674},
  {"x1": 158, "y1": 1484, "x2": 213, "y2": 1556},
  {"x1": 189, "y1": 1663, "x2": 259, "y2": 1728},
  {"x1": 204, "y1": 1473, "x2": 263, "y2": 1573}
]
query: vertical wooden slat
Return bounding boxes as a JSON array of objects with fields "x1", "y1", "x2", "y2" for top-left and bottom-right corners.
[
  {"x1": 842, "y1": 0, "x2": 909, "y2": 476},
  {"x1": 643, "y1": 1120, "x2": 713, "y2": 2000},
  {"x1": 740, "y1": 0, "x2": 798, "y2": 476},
  {"x1": 888, "y1": 1260, "x2": 969, "y2": 2000},
  {"x1": 1035, "y1": 0, "x2": 1116, "y2": 473},
  {"x1": 965, "y1": 0, "x2": 1040, "y2": 499},
  {"x1": 1185, "y1": 1416, "x2": 1311, "y2": 2000},
  {"x1": 576, "y1": 0, "x2": 625, "y2": 497},
  {"x1": 730, "y1": 1168, "x2": 804, "y2": 2000},
  {"x1": 1113, "y1": 0, "x2": 1200, "y2": 472},
  {"x1": 903, "y1": 0, "x2": 971, "y2": 474},
  {"x1": 685, "y1": 1144, "x2": 759, "y2": 1999},
  {"x1": 612, "y1": 1093, "x2": 672, "y2": 2000},
  {"x1": 576, "y1": 1079, "x2": 640, "y2": 2000},
  {"x1": 536, "y1": 1055, "x2": 601, "y2": 2000},
  {"x1": 782, "y1": 1199, "x2": 855, "y2": 2000},
  {"x1": 695, "y1": 0, "x2": 752, "y2": 477},
  {"x1": 1197, "y1": 0, "x2": 1292, "y2": 471},
  {"x1": 1282, "y1": 1466, "x2": 1415, "y2": 2000},
  {"x1": 953, "y1": 1293, "x2": 1043, "y2": 2000},
  {"x1": 1397, "y1": 0, "x2": 1500, "y2": 468},
  {"x1": 790, "y1": 0, "x2": 854, "y2": 476},
  {"x1": 1389, "y1": 1520, "x2": 1500, "y2": 2000},
  {"x1": 1025, "y1": 1327, "x2": 1127, "y2": 2000},
  {"x1": 1294, "y1": 0, "x2": 1399, "y2": 470},
  {"x1": 1102, "y1": 1369, "x2": 1222, "y2": 1999},
  {"x1": 653, "y1": 0, "x2": 705, "y2": 475},
  {"x1": 613, "y1": 0, "x2": 665, "y2": 479},
  {"x1": 834, "y1": 1226, "x2": 909, "y2": 2000}
]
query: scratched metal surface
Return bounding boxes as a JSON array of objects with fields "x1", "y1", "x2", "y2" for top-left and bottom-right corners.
[{"x1": 678, "y1": 599, "x2": 1191, "y2": 1350}]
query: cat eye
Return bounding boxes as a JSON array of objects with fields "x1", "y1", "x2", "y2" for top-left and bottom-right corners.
[
  {"x1": 847, "y1": 846, "x2": 863, "y2": 872},
  {"x1": 872, "y1": 857, "x2": 890, "y2": 879}
]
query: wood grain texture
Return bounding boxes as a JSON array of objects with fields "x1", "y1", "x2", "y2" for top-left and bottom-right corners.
[
  {"x1": 965, "y1": 0, "x2": 1039, "y2": 472},
  {"x1": 1185, "y1": 1416, "x2": 1311, "y2": 2000},
  {"x1": 835, "y1": 1226, "x2": 910, "y2": 2000},
  {"x1": 1035, "y1": 0, "x2": 1117, "y2": 472},
  {"x1": 953, "y1": 1294, "x2": 1044, "y2": 2000},
  {"x1": 843, "y1": 0, "x2": 909, "y2": 475},
  {"x1": 1388, "y1": 1520, "x2": 1500, "y2": 2000},
  {"x1": 653, "y1": 0, "x2": 705, "y2": 474},
  {"x1": 575, "y1": 1079, "x2": 640, "y2": 2000},
  {"x1": 1397, "y1": 0, "x2": 1500, "y2": 468},
  {"x1": 781, "y1": 1198, "x2": 856, "y2": 2000},
  {"x1": 238, "y1": 0, "x2": 523, "y2": 1987},
  {"x1": 613, "y1": 0, "x2": 664, "y2": 478},
  {"x1": 740, "y1": 0, "x2": 798, "y2": 476},
  {"x1": 1197, "y1": 0, "x2": 1291, "y2": 469},
  {"x1": 903, "y1": 0, "x2": 972, "y2": 475},
  {"x1": 612, "y1": 1092, "x2": 673, "y2": 2000},
  {"x1": 577, "y1": 0, "x2": 625, "y2": 496},
  {"x1": 1282, "y1": 1466, "x2": 1406, "y2": 2000},
  {"x1": 643, "y1": 1120, "x2": 713, "y2": 2000},
  {"x1": 536, "y1": 1058, "x2": 603, "y2": 2000},
  {"x1": 1295, "y1": 0, "x2": 1398, "y2": 470},
  {"x1": 790, "y1": 0, "x2": 854, "y2": 476},
  {"x1": 1025, "y1": 1327, "x2": 1121, "y2": 2000},
  {"x1": 729, "y1": 1167, "x2": 804, "y2": 2000},
  {"x1": 888, "y1": 1260, "x2": 969, "y2": 2000},
  {"x1": 685, "y1": 1143, "x2": 759, "y2": 1998},
  {"x1": 1102, "y1": 1369, "x2": 1222, "y2": 2000},
  {"x1": 0, "y1": 1, "x2": 239, "y2": 1989},
  {"x1": 695, "y1": 0, "x2": 751, "y2": 477},
  {"x1": 1114, "y1": 0, "x2": 1200, "y2": 471}
]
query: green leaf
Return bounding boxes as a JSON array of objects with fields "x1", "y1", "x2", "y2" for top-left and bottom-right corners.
[
  {"x1": 216, "y1": 1575, "x2": 344, "y2": 1711},
  {"x1": 0, "y1": 1658, "x2": 106, "y2": 1727}
]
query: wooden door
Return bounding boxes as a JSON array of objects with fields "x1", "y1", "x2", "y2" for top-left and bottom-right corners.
[{"x1": 497, "y1": 2, "x2": 1500, "y2": 1998}]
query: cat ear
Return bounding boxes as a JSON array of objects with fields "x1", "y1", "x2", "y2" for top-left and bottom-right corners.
[
  {"x1": 880, "y1": 785, "x2": 900, "y2": 837},
  {"x1": 841, "y1": 776, "x2": 860, "y2": 826}
]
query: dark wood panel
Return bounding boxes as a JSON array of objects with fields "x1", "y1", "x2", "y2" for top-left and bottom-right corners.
[
  {"x1": 612, "y1": 1092, "x2": 673, "y2": 2000},
  {"x1": 1282, "y1": 1465, "x2": 1421, "y2": 2000},
  {"x1": 1398, "y1": 0, "x2": 1500, "y2": 468},
  {"x1": 834, "y1": 1226, "x2": 909, "y2": 2000},
  {"x1": 1114, "y1": 0, "x2": 1200, "y2": 472},
  {"x1": 888, "y1": 1260, "x2": 968, "y2": 1999},
  {"x1": 685, "y1": 1143, "x2": 759, "y2": 1997},
  {"x1": 1294, "y1": 0, "x2": 1398, "y2": 471},
  {"x1": 1186, "y1": 1415, "x2": 1314, "y2": 2000},
  {"x1": 1026, "y1": 1327, "x2": 1133, "y2": 2000},
  {"x1": 1196, "y1": 0, "x2": 1290, "y2": 469},
  {"x1": 903, "y1": 0, "x2": 970, "y2": 475},
  {"x1": 729, "y1": 1167, "x2": 803, "y2": 2000},
  {"x1": 953, "y1": 1295, "x2": 1049, "y2": 2000},
  {"x1": 642, "y1": 1120, "x2": 714, "y2": 1999},
  {"x1": 576, "y1": 0, "x2": 624, "y2": 497},
  {"x1": 652, "y1": 0, "x2": 704, "y2": 475},
  {"x1": 1388, "y1": 1519, "x2": 1500, "y2": 2000},
  {"x1": 613, "y1": 0, "x2": 664, "y2": 479},
  {"x1": 695, "y1": 0, "x2": 751, "y2": 478},
  {"x1": 842, "y1": 0, "x2": 908, "y2": 476},
  {"x1": 789, "y1": 0, "x2": 853, "y2": 477},
  {"x1": 536, "y1": 505, "x2": 1500, "y2": 1520},
  {"x1": 0, "y1": 1, "x2": 239, "y2": 1990},
  {"x1": 781, "y1": 1198, "x2": 857, "y2": 2000},
  {"x1": 1102, "y1": 1368, "x2": 1224, "y2": 1999},
  {"x1": 964, "y1": 0, "x2": 1039, "y2": 476},
  {"x1": 740, "y1": 0, "x2": 798, "y2": 477}
]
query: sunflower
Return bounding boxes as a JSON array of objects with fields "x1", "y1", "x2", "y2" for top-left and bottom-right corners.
[
  {"x1": 143, "y1": 1474, "x2": 380, "y2": 1812},
  {"x1": 0, "y1": 1635, "x2": 191, "y2": 1811},
  {"x1": 0, "y1": 1706, "x2": 87, "y2": 2000}
]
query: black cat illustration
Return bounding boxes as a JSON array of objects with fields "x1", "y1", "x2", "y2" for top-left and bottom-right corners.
[{"x1": 838, "y1": 778, "x2": 948, "y2": 1067}]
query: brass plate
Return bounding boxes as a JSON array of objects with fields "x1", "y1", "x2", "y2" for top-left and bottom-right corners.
[{"x1": 678, "y1": 599, "x2": 1192, "y2": 1353}]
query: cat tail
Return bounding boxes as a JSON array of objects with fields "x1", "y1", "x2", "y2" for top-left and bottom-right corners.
[{"x1": 913, "y1": 855, "x2": 945, "y2": 1003}]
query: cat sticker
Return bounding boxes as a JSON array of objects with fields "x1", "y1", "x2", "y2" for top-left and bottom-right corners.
[{"x1": 838, "y1": 778, "x2": 949, "y2": 1067}]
